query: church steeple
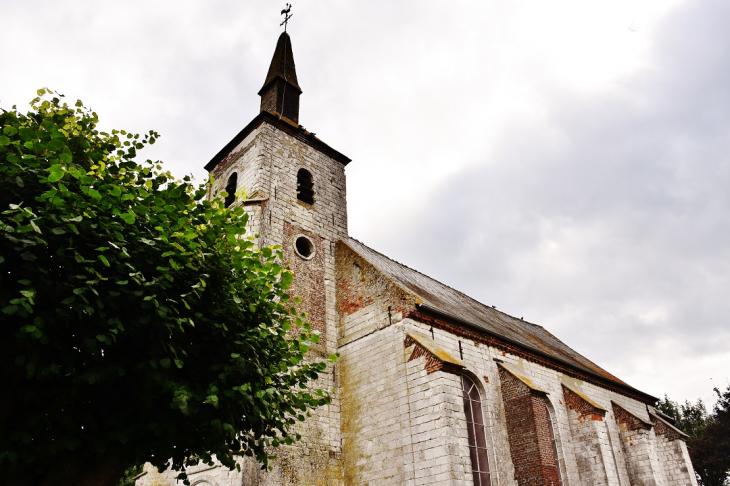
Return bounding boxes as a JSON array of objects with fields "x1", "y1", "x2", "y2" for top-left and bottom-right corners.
[{"x1": 258, "y1": 32, "x2": 302, "y2": 124}]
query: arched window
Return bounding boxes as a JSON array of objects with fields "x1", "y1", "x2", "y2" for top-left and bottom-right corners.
[
  {"x1": 297, "y1": 168, "x2": 314, "y2": 205},
  {"x1": 461, "y1": 375, "x2": 492, "y2": 486},
  {"x1": 545, "y1": 404, "x2": 564, "y2": 486},
  {"x1": 224, "y1": 172, "x2": 237, "y2": 207}
]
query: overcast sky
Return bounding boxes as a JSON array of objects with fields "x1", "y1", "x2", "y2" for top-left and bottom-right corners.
[{"x1": 2, "y1": 0, "x2": 729, "y2": 407}]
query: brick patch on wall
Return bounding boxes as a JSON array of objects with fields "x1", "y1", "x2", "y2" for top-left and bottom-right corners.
[
  {"x1": 283, "y1": 221, "x2": 326, "y2": 339},
  {"x1": 403, "y1": 335, "x2": 463, "y2": 375},
  {"x1": 498, "y1": 366, "x2": 562, "y2": 486},
  {"x1": 335, "y1": 242, "x2": 419, "y2": 341},
  {"x1": 612, "y1": 402, "x2": 652, "y2": 432},
  {"x1": 653, "y1": 419, "x2": 684, "y2": 441},
  {"x1": 562, "y1": 385, "x2": 606, "y2": 422}
]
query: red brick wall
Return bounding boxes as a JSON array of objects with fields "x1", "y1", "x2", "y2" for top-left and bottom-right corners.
[
  {"x1": 562, "y1": 385, "x2": 605, "y2": 422},
  {"x1": 612, "y1": 402, "x2": 651, "y2": 432},
  {"x1": 335, "y1": 241, "x2": 419, "y2": 337},
  {"x1": 403, "y1": 335, "x2": 462, "y2": 375},
  {"x1": 653, "y1": 419, "x2": 683, "y2": 441},
  {"x1": 283, "y1": 221, "x2": 326, "y2": 339},
  {"x1": 498, "y1": 367, "x2": 562, "y2": 486}
]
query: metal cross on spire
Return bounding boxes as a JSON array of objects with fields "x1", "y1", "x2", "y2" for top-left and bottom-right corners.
[{"x1": 280, "y1": 4, "x2": 293, "y2": 32}]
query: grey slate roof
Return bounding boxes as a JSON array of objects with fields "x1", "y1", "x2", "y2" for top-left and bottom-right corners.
[
  {"x1": 343, "y1": 237, "x2": 651, "y2": 397},
  {"x1": 259, "y1": 32, "x2": 301, "y2": 94}
]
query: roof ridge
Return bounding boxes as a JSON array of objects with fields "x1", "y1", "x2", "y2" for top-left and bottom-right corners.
[
  {"x1": 342, "y1": 237, "x2": 645, "y2": 399},
  {"x1": 344, "y1": 236, "x2": 541, "y2": 328}
]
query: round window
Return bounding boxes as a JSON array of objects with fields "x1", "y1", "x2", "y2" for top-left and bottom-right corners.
[{"x1": 294, "y1": 235, "x2": 315, "y2": 260}]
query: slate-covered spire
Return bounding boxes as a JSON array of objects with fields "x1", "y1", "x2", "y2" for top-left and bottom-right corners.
[{"x1": 258, "y1": 32, "x2": 302, "y2": 124}]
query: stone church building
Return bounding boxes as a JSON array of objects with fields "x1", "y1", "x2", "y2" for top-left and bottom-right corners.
[{"x1": 136, "y1": 32, "x2": 698, "y2": 486}]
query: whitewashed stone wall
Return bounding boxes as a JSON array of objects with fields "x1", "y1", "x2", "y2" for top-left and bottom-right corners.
[
  {"x1": 338, "y1": 316, "x2": 519, "y2": 486},
  {"x1": 337, "y1": 306, "x2": 697, "y2": 486},
  {"x1": 655, "y1": 434, "x2": 698, "y2": 486}
]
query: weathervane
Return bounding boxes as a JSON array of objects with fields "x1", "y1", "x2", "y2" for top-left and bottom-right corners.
[{"x1": 280, "y1": 4, "x2": 293, "y2": 32}]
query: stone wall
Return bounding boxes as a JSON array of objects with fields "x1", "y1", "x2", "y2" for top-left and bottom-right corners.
[
  {"x1": 652, "y1": 419, "x2": 698, "y2": 486},
  {"x1": 562, "y1": 385, "x2": 617, "y2": 486},
  {"x1": 336, "y1": 301, "x2": 697, "y2": 486}
]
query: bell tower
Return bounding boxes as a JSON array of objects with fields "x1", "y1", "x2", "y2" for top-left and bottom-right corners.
[{"x1": 203, "y1": 30, "x2": 350, "y2": 484}]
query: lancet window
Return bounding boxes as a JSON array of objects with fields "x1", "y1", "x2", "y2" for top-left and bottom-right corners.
[
  {"x1": 297, "y1": 168, "x2": 314, "y2": 204},
  {"x1": 224, "y1": 172, "x2": 237, "y2": 207},
  {"x1": 461, "y1": 374, "x2": 492, "y2": 486}
]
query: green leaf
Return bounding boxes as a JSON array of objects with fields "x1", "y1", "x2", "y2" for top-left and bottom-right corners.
[
  {"x1": 2, "y1": 305, "x2": 19, "y2": 314},
  {"x1": 48, "y1": 171, "x2": 64, "y2": 183},
  {"x1": 281, "y1": 272, "x2": 293, "y2": 288},
  {"x1": 3, "y1": 126, "x2": 18, "y2": 136},
  {"x1": 0, "y1": 135, "x2": 10, "y2": 146},
  {"x1": 120, "y1": 212, "x2": 135, "y2": 224},
  {"x1": 19, "y1": 127, "x2": 36, "y2": 142},
  {"x1": 99, "y1": 255, "x2": 110, "y2": 267},
  {"x1": 60, "y1": 152, "x2": 72, "y2": 164}
]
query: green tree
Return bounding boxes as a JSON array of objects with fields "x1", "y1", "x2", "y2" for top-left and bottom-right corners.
[
  {"x1": 658, "y1": 387, "x2": 730, "y2": 486},
  {"x1": 0, "y1": 90, "x2": 333, "y2": 486},
  {"x1": 116, "y1": 465, "x2": 143, "y2": 486},
  {"x1": 656, "y1": 394, "x2": 709, "y2": 438}
]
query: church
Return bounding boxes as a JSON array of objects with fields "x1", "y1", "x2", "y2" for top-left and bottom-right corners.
[{"x1": 136, "y1": 30, "x2": 698, "y2": 486}]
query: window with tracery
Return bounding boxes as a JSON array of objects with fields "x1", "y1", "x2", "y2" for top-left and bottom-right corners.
[
  {"x1": 461, "y1": 374, "x2": 492, "y2": 486},
  {"x1": 224, "y1": 172, "x2": 237, "y2": 207},
  {"x1": 297, "y1": 168, "x2": 314, "y2": 204}
]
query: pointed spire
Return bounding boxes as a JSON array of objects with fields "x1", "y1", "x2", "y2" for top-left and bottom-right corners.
[{"x1": 259, "y1": 32, "x2": 302, "y2": 124}]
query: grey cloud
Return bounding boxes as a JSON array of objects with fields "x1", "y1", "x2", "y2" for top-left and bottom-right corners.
[
  {"x1": 3, "y1": 0, "x2": 728, "y2": 403},
  {"x1": 371, "y1": 1, "x2": 730, "y2": 400}
]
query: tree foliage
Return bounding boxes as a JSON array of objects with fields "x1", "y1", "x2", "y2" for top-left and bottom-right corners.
[
  {"x1": 0, "y1": 91, "x2": 333, "y2": 485},
  {"x1": 658, "y1": 387, "x2": 730, "y2": 486}
]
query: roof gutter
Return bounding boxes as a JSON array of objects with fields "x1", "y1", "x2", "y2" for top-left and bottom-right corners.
[{"x1": 415, "y1": 302, "x2": 658, "y2": 404}]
